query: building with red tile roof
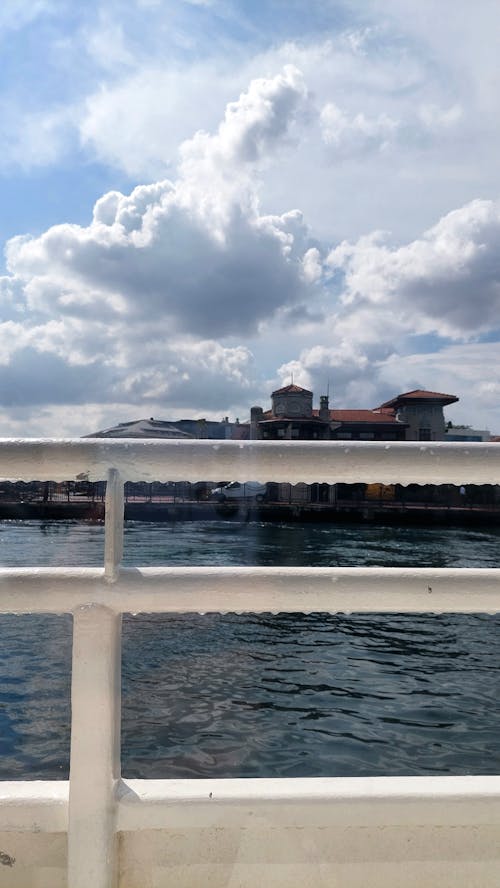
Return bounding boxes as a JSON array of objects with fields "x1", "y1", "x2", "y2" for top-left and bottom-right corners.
[
  {"x1": 250, "y1": 385, "x2": 459, "y2": 441},
  {"x1": 378, "y1": 390, "x2": 459, "y2": 409},
  {"x1": 376, "y1": 390, "x2": 459, "y2": 440}
]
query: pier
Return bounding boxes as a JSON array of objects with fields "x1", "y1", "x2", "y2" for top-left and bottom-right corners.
[{"x1": 1, "y1": 494, "x2": 499, "y2": 526}]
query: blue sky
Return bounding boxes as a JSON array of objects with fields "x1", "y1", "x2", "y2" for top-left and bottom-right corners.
[{"x1": 1, "y1": 0, "x2": 500, "y2": 434}]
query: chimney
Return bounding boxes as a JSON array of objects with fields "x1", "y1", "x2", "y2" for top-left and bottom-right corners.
[
  {"x1": 319, "y1": 394, "x2": 330, "y2": 421},
  {"x1": 250, "y1": 406, "x2": 264, "y2": 439}
]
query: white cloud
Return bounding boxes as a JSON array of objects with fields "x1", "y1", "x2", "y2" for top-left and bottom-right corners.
[
  {"x1": 319, "y1": 98, "x2": 463, "y2": 161},
  {"x1": 6, "y1": 67, "x2": 312, "y2": 335},
  {"x1": 0, "y1": 68, "x2": 314, "y2": 426},
  {"x1": 76, "y1": 28, "x2": 434, "y2": 182},
  {"x1": 276, "y1": 343, "x2": 378, "y2": 410},
  {"x1": 377, "y1": 342, "x2": 500, "y2": 431},
  {"x1": 3, "y1": 4, "x2": 500, "y2": 434},
  {"x1": 301, "y1": 247, "x2": 323, "y2": 283},
  {"x1": 79, "y1": 58, "x2": 308, "y2": 180},
  {"x1": 327, "y1": 199, "x2": 500, "y2": 339},
  {"x1": 418, "y1": 103, "x2": 463, "y2": 131},
  {"x1": 0, "y1": 103, "x2": 76, "y2": 172},
  {"x1": 272, "y1": 338, "x2": 500, "y2": 433},
  {"x1": 79, "y1": 68, "x2": 203, "y2": 178},
  {"x1": 84, "y1": 14, "x2": 135, "y2": 71},
  {"x1": 320, "y1": 102, "x2": 398, "y2": 155},
  {"x1": 263, "y1": 194, "x2": 500, "y2": 428},
  {"x1": 16, "y1": 12, "x2": 484, "y2": 249},
  {"x1": 179, "y1": 65, "x2": 307, "y2": 175}
]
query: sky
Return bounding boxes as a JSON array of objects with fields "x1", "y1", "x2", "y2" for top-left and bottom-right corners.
[{"x1": 1, "y1": 0, "x2": 500, "y2": 435}]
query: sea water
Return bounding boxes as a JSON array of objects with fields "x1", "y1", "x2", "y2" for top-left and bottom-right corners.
[{"x1": 0, "y1": 519, "x2": 499, "y2": 779}]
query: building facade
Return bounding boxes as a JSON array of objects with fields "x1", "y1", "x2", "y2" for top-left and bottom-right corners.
[{"x1": 377, "y1": 390, "x2": 459, "y2": 441}]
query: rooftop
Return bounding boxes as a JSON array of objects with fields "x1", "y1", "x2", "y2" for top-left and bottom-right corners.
[
  {"x1": 329, "y1": 409, "x2": 403, "y2": 424},
  {"x1": 271, "y1": 383, "x2": 313, "y2": 396},
  {"x1": 85, "y1": 418, "x2": 194, "y2": 439},
  {"x1": 378, "y1": 389, "x2": 459, "y2": 409}
]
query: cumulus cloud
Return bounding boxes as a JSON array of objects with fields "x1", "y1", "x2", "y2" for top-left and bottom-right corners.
[
  {"x1": 6, "y1": 69, "x2": 312, "y2": 339},
  {"x1": 266, "y1": 197, "x2": 500, "y2": 422},
  {"x1": 301, "y1": 247, "x2": 323, "y2": 283},
  {"x1": 180, "y1": 66, "x2": 307, "y2": 173},
  {"x1": 69, "y1": 18, "x2": 486, "y2": 255},
  {"x1": 327, "y1": 199, "x2": 500, "y2": 338},
  {"x1": 3, "y1": 12, "x2": 500, "y2": 437},
  {"x1": 275, "y1": 341, "x2": 388, "y2": 410},
  {"x1": 76, "y1": 30, "x2": 436, "y2": 182},
  {"x1": 0, "y1": 67, "x2": 315, "y2": 423},
  {"x1": 119, "y1": 338, "x2": 254, "y2": 410}
]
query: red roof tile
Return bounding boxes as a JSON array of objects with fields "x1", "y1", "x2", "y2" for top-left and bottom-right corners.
[
  {"x1": 330, "y1": 409, "x2": 401, "y2": 424},
  {"x1": 261, "y1": 408, "x2": 403, "y2": 424}
]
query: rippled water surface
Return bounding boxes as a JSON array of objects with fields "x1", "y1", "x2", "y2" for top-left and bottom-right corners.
[{"x1": 0, "y1": 519, "x2": 499, "y2": 779}]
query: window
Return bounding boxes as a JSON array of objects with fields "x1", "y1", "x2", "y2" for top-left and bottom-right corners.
[{"x1": 419, "y1": 429, "x2": 431, "y2": 441}]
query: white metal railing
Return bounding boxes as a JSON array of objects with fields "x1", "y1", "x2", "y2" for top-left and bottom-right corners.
[{"x1": 0, "y1": 438, "x2": 500, "y2": 888}]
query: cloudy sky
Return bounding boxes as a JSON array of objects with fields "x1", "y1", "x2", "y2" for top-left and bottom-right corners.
[{"x1": 1, "y1": 0, "x2": 500, "y2": 435}]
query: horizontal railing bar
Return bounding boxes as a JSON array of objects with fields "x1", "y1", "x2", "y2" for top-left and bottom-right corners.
[
  {"x1": 0, "y1": 438, "x2": 499, "y2": 484},
  {"x1": 2, "y1": 776, "x2": 500, "y2": 834},
  {"x1": 0, "y1": 782, "x2": 68, "y2": 832},
  {"x1": 118, "y1": 776, "x2": 500, "y2": 829},
  {"x1": 0, "y1": 566, "x2": 499, "y2": 614}
]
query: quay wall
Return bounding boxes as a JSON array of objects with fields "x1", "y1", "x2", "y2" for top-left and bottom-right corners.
[{"x1": 0, "y1": 498, "x2": 499, "y2": 525}]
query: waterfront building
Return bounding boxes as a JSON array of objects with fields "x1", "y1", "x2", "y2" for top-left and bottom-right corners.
[
  {"x1": 169, "y1": 416, "x2": 248, "y2": 440},
  {"x1": 88, "y1": 416, "x2": 249, "y2": 440},
  {"x1": 329, "y1": 406, "x2": 407, "y2": 440},
  {"x1": 250, "y1": 384, "x2": 334, "y2": 440},
  {"x1": 86, "y1": 418, "x2": 194, "y2": 439},
  {"x1": 248, "y1": 384, "x2": 461, "y2": 506},
  {"x1": 85, "y1": 385, "x2": 462, "y2": 507},
  {"x1": 87, "y1": 387, "x2": 459, "y2": 445},
  {"x1": 250, "y1": 384, "x2": 411, "y2": 441},
  {"x1": 377, "y1": 389, "x2": 459, "y2": 441}
]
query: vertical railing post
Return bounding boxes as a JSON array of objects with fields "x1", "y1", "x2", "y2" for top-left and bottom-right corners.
[
  {"x1": 68, "y1": 467, "x2": 124, "y2": 888},
  {"x1": 105, "y1": 467, "x2": 124, "y2": 580},
  {"x1": 68, "y1": 606, "x2": 122, "y2": 888}
]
